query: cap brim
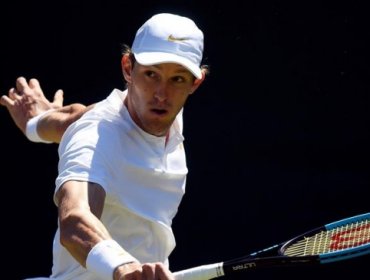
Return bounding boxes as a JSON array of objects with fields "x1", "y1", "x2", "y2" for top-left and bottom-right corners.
[{"x1": 134, "y1": 52, "x2": 202, "y2": 79}]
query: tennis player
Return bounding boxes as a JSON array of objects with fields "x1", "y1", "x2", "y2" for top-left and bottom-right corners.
[{"x1": 1, "y1": 13, "x2": 208, "y2": 280}]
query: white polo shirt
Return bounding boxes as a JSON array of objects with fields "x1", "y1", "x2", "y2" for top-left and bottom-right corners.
[{"x1": 49, "y1": 89, "x2": 188, "y2": 279}]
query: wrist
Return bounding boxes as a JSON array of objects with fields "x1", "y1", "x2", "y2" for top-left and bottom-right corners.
[
  {"x1": 86, "y1": 239, "x2": 138, "y2": 280},
  {"x1": 25, "y1": 109, "x2": 55, "y2": 143}
]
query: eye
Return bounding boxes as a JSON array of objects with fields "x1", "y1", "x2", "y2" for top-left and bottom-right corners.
[
  {"x1": 171, "y1": 76, "x2": 186, "y2": 83},
  {"x1": 145, "y1": 70, "x2": 157, "y2": 78}
]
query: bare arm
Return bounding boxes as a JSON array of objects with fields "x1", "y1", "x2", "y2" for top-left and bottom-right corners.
[
  {"x1": 55, "y1": 181, "x2": 111, "y2": 264},
  {"x1": 0, "y1": 76, "x2": 94, "y2": 143},
  {"x1": 38, "y1": 103, "x2": 95, "y2": 143},
  {"x1": 56, "y1": 181, "x2": 174, "y2": 280}
]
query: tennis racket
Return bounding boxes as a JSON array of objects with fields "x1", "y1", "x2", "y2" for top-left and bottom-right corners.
[{"x1": 173, "y1": 212, "x2": 370, "y2": 280}]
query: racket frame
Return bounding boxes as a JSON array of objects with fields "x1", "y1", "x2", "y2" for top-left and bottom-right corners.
[{"x1": 173, "y1": 213, "x2": 370, "y2": 280}]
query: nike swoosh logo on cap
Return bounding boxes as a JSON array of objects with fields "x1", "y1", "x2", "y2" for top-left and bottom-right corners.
[{"x1": 167, "y1": 34, "x2": 189, "y2": 42}]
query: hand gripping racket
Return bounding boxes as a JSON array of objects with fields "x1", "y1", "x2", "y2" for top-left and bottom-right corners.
[{"x1": 173, "y1": 212, "x2": 370, "y2": 280}]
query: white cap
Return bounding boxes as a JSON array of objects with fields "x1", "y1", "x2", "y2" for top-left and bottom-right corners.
[{"x1": 132, "y1": 13, "x2": 204, "y2": 79}]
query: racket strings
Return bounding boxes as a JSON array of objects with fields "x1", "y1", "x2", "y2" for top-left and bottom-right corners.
[{"x1": 284, "y1": 219, "x2": 370, "y2": 256}]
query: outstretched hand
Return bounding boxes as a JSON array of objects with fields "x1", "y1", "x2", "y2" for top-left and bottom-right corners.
[{"x1": 0, "y1": 76, "x2": 64, "y2": 135}]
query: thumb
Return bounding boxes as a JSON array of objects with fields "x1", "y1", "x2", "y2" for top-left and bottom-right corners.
[{"x1": 53, "y1": 89, "x2": 64, "y2": 108}]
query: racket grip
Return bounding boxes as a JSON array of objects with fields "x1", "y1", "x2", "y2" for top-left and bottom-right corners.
[{"x1": 173, "y1": 262, "x2": 224, "y2": 280}]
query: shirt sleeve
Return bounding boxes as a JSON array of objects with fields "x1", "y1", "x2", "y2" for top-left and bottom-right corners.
[{"x1": 54, "y1": 118, "x2": 110, "y2": 204}]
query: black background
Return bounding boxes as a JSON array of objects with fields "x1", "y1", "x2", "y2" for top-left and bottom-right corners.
[{"x1": 1, "y1": 1, "x2": 369, "y2": 279}]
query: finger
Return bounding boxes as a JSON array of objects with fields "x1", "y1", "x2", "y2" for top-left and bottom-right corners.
[
  {"x1": 0, "y1": 95, "x2": 15, "y2": 107},
  {"x1": 8, "y1": 88, "x2": 22, "y2": 101},
  {"x1": 53, "y1": 89, "x2": 64, "y2": 107},
  {"x1": 24, "y1": 78, "x2": 43, "y2": 100},
  {"x1": 29, "y1": 78, "x2": 40, "y2": 89},
  {"x1": 142, "y1": 264, "x2": 155, "y2": 279},
  {"x1": 15, "y1": 76, "x2": 29, "y2": 93},
  {"x1": 155, "y1": 265, "x2": 174, "y2": 280}
]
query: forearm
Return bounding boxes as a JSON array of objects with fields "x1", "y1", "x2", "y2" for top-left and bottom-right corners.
[
  {"x1": 38, "y1": 103, "x2": 95, "y2": 143},
  {"x1": 57, "y1": 187, "x2": 140, "y2": 279},
  {"x1": 57, "y1": 180, "x2": 137, "y2": 275},
  {"x1": 56, "y1": 182, "x2": 172, "y2": 279},
  {"x1": 59, "y1": 207, "x2": 113, "y2": 267},
  {"x1": 57, "y1": 180, "x2": 110, "y2": 266}
]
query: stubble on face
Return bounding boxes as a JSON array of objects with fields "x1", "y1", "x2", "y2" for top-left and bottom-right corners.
[{"x1": 124, "y1": 64, "x2": 193, "y2": 137}]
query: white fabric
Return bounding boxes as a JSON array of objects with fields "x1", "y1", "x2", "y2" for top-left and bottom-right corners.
[
  {"x1": 86, "y1": 239, "x2": 138, "y2": 279},
  {"x1": 25, "y1": 109, "x2": 55, "y2": 143},
  {"x1": 29, "y1": 89, "x2": 187, "y2": 280},
  {"x1": 132, "y1": 13, "x2": 203, "y2": 79}
]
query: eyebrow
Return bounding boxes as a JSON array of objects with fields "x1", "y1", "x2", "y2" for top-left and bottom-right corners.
[{"x1": 151, "y1": 64, "x2": 190, "y2": 74}]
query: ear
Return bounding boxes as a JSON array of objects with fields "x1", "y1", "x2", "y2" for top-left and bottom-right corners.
[
  {"x1": 121, "y1": 54, "x2": 133, "y2": 83},
  {"x1": 189, "y1": 71, "x2": 206, "y2": 95}
]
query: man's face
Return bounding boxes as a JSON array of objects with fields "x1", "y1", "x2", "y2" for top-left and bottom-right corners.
[{"x1": 125, "y1": 61, "x2": 202, "y2": 137}]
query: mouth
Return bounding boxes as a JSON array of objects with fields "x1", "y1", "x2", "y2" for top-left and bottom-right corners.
[{"x1": 151, "y1": 108, "x2": 168, "y2": 116}]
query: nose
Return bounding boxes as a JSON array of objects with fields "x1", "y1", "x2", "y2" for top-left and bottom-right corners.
[{"x1": 154, "y1": 83, "x2": 168, "y2": 102}]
